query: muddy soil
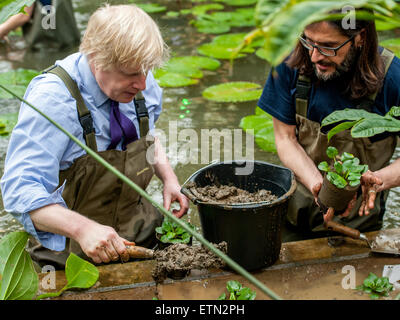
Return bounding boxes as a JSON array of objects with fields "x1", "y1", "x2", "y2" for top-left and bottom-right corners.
[
  {"x1": 186, "y1": 182, "x2": 278, "y2": 204},
  {"x1": 152, "y1": 242, "x2": 227, "y2": 283}
]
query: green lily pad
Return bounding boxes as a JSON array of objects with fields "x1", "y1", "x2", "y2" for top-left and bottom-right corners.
[
  {"x1": 380, "y1": 38, "x2": 400, "y2": 58},
  {"x1": 154, "y1": 56, "x2": 221, "y2": 88},
  {"x1": 166, "y1": 11, "x2": 180, "y2": 18},
  {"x1": 0, "y1": 112, "x2": 18, "y2": 137},
  {"x1": 155, "y1": 73, "x2": 199, "y2": 88},
  {"x1": 190, "y1": 18, "x2": 231, "y2": 34},
  {"x1": 202, "y1": 81, "x2": 262, "y2": 102},
  {"x1": 191, "y1": 3, "x2": 225, "y2": 16},
  {"x1": 239, "y1": 107, "x2": 276, "y2": 153},
  {"x1": 0, "y1": 68, "x2": 39, "y2": 99},
  {"x1": 215, "y1": 0, "x2": 258, "y2": 7},
  {"x1": 135, "y1": 3, "x2": 167, "y2": 13},
  {"x1": 198, "y1": 43, "x2": 247, "y2": 59}
]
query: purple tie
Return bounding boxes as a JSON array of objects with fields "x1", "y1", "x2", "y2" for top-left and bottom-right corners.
[{"x1": 108, "y1": 100, "x2": 138, "y2": 150}]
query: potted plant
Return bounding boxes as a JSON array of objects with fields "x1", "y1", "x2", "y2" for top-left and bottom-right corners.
[
  {"x1": 155, "y1": 218, "x2": 195, "y2": 249},
  {"x1": 218, "y1": 280, "x2": 256, "y2": 300},
  {"x1": 317, "y1": 146, "x2": 368, "y2": 213},
  {"x1": 155, "y1": 218, "x2": 196, "y2": 280}
]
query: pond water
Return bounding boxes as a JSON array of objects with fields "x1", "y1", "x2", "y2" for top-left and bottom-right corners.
[{"x1": 0, "y1": 0, "x2": 399, "y2": 240}]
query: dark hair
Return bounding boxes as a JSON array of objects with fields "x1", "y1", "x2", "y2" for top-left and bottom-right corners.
[{"x1": 287, "y1": 15, "x2": 384, "y2": 100}]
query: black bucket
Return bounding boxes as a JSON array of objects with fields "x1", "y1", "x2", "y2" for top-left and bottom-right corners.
[{"x1": 181, "y1": 160, "x2": 296, "y2": 271}]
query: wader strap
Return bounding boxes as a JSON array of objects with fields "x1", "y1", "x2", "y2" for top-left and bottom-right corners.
[
  {"x1": 134, "y1": 91, "x2": 150, "y2": 138},
  {"x1": 295, "y1": 48, "x2": 395, "y2": 117},
  {"x1": 295, "y1": 74, "x2": 311, "y2": 118},
  {"x1": 42, "y1": 65, "x2": 98, "y2": 151}
]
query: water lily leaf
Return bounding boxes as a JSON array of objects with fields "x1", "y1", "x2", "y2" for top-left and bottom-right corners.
[
  {"x1": 198, "y1": 43, "x2": 247, "y2": 59},
  {"x1": 0, "y1": 69, "x2": 39, "y2": 99},
  {"x1": 63, "y1": 253, "x2": 99, "y2": 290},
  {"x1": 166, "y1": 11, "x2": 180, "y2": 18},
  {"x1": 216, "y1": 0, "x2": 258, "y2": 6},
  {"x1": 380, "y1": 38, "x2": 400, "y2": 58},
  {"x1": 135, "y1": 3, "x2": 167, "y2": 13},
  {"x1": 203, "y1": 81, "x2": 262, "y2": 102},
  {"x1": 240, "y1": 106, "x2": 276, "y2": 153},
  {"x1": 155, "y1": 72, "x2": 199, "y2": 88},
  {"x1": 191, "y1": 3, "x2": 225, "y2": 16},
  {"x1": 0, "y1": 112, "x2": 18, "y2": 137},
  {"x1": 191, "y1": 19, "x2": 231, "y2": 34},
  {"x1": 172, "y1": 56, "x2": 221, "y2": 71}
]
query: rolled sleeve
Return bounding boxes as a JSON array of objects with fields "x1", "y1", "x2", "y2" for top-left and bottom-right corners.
[{"x1": 0, "y1": 76, "x2": 79, "y2": 251}]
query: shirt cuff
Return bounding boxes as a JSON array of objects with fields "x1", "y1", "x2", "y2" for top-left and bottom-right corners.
[{"x1": 18, "y1": 182, "x2": 67, "y2": 251}]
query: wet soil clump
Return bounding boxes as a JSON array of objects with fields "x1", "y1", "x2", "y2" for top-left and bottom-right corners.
[
  {"x1": 152, "y1": 242, "x2": 227, "y2": 283},
  {"x1": 186, "y1": 182, "x2": 278, "y2": 204}
]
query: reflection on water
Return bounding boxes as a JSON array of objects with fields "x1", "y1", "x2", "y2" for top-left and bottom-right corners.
[{"x1": 0, "y1": 0, "x2": 399, "y2": 238}]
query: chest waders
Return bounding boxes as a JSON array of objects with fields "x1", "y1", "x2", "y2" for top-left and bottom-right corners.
[
  {"x1": 28, "y1": 65, "x2": 163, "y2": 269},
  {"x1": 22, "y1": 0, "x2": 80, "y2": 50},
  {"x1": 286, "y1": 48, "x2": 398, "y2": 238}
]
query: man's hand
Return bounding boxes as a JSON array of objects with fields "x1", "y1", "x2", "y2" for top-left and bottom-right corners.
[
  {"x1": 75, "y1": 221, "x2": 131, "y2": 264},
  {"x1": 162, "y1": 180, "x2": 189, "y2": 218},
  {"x1": 358, "y1": 170, "x2": 383, "y2": 217},
  {"x1": 312, "y1": 182, "x2": 356, "y2": 222}
]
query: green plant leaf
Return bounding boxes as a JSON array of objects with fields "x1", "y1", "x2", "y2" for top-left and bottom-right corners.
[
  {"x1": 216, "y1": 0, "x2": 258, "y2": 7},
  {"x1": 380, "y1": 38, "x2": 400, "y2": 57},
  {"x1": 239, "y1": 107, "x2": 276, "y2": 153},
  {"x1": 135, "y1": 3, "x2": 167, "y2": 14},
  {"x1": 227, "y1": 280, "x2": 242, "y2": 293},
  {"x1": 0, "y1": 112, "x2": 18, "y2": 137},
  {"x1": 318, "y1": 161, "x2": 329, "y2": 172},
  {"x1": 0, "y1": 0, "x2": 35, "y2": 25},
  {"x1": 0, "y1": 231, "x2": 39, "y2": 300},
  {"x1": 203, "y1": 81, "x2": 262, "y2": 102},
  {"x1": 327, "y1": 172, "x2": 347, "y2": 189},
  {"x1": 218, "y1": 292, "x2": 226, "y2": 300},
  {"x1": 63, "y1": 253, "x2": 99, "y2": 290},
  {"x1": 237, "y1": 286, "x2": 256, "y2": 300},
  {"x1": 327, "y1": 120, "x2": 358, "y2": 142},
  {"x1": 155, "y1": 72, "x2": 199, "y2": 88},
  {"x1": 0, "y1": 69, "x2": 39, "y2": 99},
  {"x1": 326, "y1": 146, "x2": 338, "y2": 159}
]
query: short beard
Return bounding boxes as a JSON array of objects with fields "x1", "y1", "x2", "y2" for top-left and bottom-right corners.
[{"x1": 313, "y1": 45, "x2": 358, "y2": 81}]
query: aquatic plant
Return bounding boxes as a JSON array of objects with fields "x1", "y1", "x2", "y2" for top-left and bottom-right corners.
[
  {"x1": 356, "y1": 272, "x2": 393, "y2": 299},
  {"x1": 154, "y1": 56, "x2": 220, "y2": 88},
  {"x1": 0, "y1": 69, "x2": 39, "y2": 99},
  {"x1": 202, "y1": 81, "x2": 262, "y2": 102},
  {"x1": 155, "y1": 218, "x2": 195, "y2": 244},
  {"x1": 239, "y1": 106, "x2": 276, "y2": 153},
  {"x1": 321, "y1": 106, "x2": 400, "y2": 141},
  {"x1": 218, "y1": 280, "x2": 256, "y2": 300},
  {"x1": 0, "y1": 231, "x2": 99, "y2": 300},
  {"x1": 318, "y1": 146, "x2": 368, "y2": 189}
]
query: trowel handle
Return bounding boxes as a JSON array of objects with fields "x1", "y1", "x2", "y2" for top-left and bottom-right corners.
[
  {"x1": 324, "y1": 220, "x2": 361, "y2": 240},
  {"x1": 120, "y1": 245, "x2": 154, "y2": 262}
]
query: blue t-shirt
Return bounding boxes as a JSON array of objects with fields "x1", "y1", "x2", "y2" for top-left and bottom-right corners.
[{"x1": 258, "y1": 50, "x2": 400, "y2": 126}]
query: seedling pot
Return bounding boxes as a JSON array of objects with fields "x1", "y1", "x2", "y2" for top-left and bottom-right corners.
[
  {"x1": 317, "y1": 175, "x2": 359, "y2": 213},
  {"x1": 181, "y1": 160, "x2": 296, "y2": 271}
]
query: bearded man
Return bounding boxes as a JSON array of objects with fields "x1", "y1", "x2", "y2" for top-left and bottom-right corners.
[{"x1": 258, "y1": 15, "x2": 400, "y2": 241}]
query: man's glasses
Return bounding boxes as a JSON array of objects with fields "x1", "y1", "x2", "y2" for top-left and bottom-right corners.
[{"x1": 299, "y1": 35, "x2": 355, "y2": 57}]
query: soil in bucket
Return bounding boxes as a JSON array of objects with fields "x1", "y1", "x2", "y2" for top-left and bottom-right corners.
[
  {"x1": 181, "y1": 160, "x2": 296, "y2": 271},
  {"x1": 185, "y1": 182, "x2": 278, "y2": 204}
]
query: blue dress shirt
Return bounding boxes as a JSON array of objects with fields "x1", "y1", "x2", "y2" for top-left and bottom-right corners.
[{"x1": 0, "y1": 52, "x2": 163, "y2": 251}]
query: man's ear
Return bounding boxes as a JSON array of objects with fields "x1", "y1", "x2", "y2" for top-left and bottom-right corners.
[{"x1": 355, "y1": 28, "x2": 366, "y2": 48}]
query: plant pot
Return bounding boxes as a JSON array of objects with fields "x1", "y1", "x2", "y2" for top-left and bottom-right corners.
[
  {"x1": 155, "y1": 233, "x2": 192, "y2": 280},
  {"x1": 317, "y1": 175, "x2": 359, "y2": 214},
  {"x1": 181, "y1": 160, "x2": 297, "y2": 271}
]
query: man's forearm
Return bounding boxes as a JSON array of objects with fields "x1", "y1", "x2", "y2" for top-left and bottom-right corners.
[
  {"x1": 374, "y1": 158, "x2": 400, "y2": 191},
  {"x1": 276, "y1": 134, "x2": 322, "y2": 193},
  {"x1": 30, "y1": 204, "x2": 92, "y2": 242},
  {"x1": 152, "y1": 137, "x2": 179, "y2": 184}
]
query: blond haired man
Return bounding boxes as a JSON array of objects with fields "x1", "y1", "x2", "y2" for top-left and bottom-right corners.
[{"x1": 1, "y1": 5, "x2": 189, "y2": 268}]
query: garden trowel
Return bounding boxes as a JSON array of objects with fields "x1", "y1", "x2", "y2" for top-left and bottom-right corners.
[{"x1": 325, "y1": 220, "x2": 400, "y2": 255}]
